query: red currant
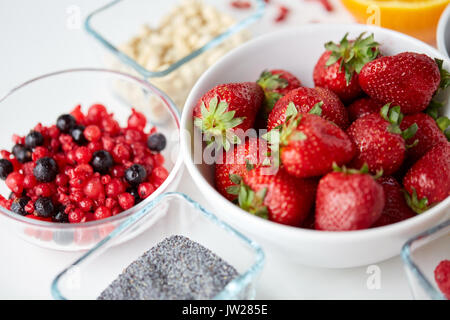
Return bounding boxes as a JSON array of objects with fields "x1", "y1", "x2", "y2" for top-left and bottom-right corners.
[
  {"x1": 117, "y1": 193, "x2": 135, "y2": 210},
  {"x1": 94, "y1": 206, "x2": 111, "y2": 220}
]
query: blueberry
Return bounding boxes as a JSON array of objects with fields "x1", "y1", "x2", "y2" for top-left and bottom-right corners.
[
  {"x1": 147, "y1": 133, "x2": 167, "y2": 152},
  {"x1": 0, "y1": 159, "x2": 13, "y2": 180},
  {"x1": 34, "y1": 197, "x2": 55, "y2": 218},
  {"x1": 125, "y1": 164, "x2": 147, "y2": 186},
  {"x1": 127, "y1": 187, "x2": 141, "y2": 204},
  {"x1": 25, "y1": 131, "x2": 44, "y2": 149},
  {"x1": 91, "y1": 150, "x2": 114, "y2": 174},
  {"x1": 53, "y1": 207, "x2": 69, "y2": 223},
  {"x1": 12, "y1": 144, "x2": 32, "y2": 163},
  {"x1": 33, "y1": 157, "x2": 58, "y2": 182},
  {"x1": 71, "y1": 125, "x2": 87, "y2": 145},
  {"x1": 10, "y1": 197, "x2": 30, "y2": 216},
  {"x1": 56, "y1": 114, "x2": 76, "y2": 133}
]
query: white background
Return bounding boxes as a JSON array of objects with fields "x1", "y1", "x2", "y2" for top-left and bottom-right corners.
[{"x1": 0, "y1": 0, "x2": 413, "y2": 299}]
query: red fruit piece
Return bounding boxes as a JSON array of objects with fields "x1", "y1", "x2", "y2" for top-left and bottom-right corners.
[
  {"x1": 231, "y1": 167, "x2": 316, "y2": 226},
  {"x1": 347, "y1": 104, "x2": 418, "y2": 175},
  {"x1": 265, "y1": 106, "x2": 355, "y2": 178},
  {"x1": 313, "y1": 33, "x2": 379, "y2": 103},
  {"x1": 268, "y1": 87, "x2": 349, "y2": 130},
  {"x1": 315, "y1": 166, "x2": 385, "y2": 231},
  {"x1": 403, "y1": 142, "x2": 450, "y2": 212},
  {"x1": 215, "y1": 137, "x2": 268, "y2": 201},
  {"x1": 274, "y1": 6, "x2": 290, "y2": 23},
  {"x1": 371, "y1": 176, "x2": 415, "y2": 228},
  {"x1": 400, "y1": 113, "x2": 448, "y2": 163},
  {"x1": 434, "y1": 260, "x2": 450, "y2": 299},
  {"x1": 6, "y1": 172, "x2": 24, "y2": 194},
  {"x1": 193, "y1": 82, "x2": 264, "y2": 151},
  {"x1": 127, "y1": 108, "x2": 147, "y2": 130},
  {"x1": 359, "y1": 52, "x2": 441, "y2": 114},
  {"x1": 347, "y1": 97, "x2": 384, "y2": 122},
  {"x1": 256, "y1": 69, "x2": 302, "y2": 118},
  {"x1": 231, "y1": 0, "x2": 251, "y2": 9}
]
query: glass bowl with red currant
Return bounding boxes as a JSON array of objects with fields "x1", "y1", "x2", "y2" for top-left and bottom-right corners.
[{"x1": 0, "y1": 69, "x2": 183, "y2": 250}]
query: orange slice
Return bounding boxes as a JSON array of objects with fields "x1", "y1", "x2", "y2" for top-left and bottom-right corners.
[{"x1": 340, "y1": 0, "x2": 450, "y2": 44}]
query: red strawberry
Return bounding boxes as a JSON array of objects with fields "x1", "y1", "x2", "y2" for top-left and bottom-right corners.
[
  {"x1": 193, "y1": 82, "x2": 264, "y2": 150},
  {"x1": 371, "y1": 176, "x2": 415, "y2": 228},
  {"x1": 347, "y1": 104, "x2": 418, "y2": 175},
  {"x1": 315, "y1": 165, "x2": 385, "y2": 231},
  {"x1": 435, "y1": 260, "x2": 450, "y2": 299},
  {"x1": 403, "y1": 142, "x2": 450, "y2": 213},
  {"x1": 313, "y1": 33, "x2": 379, "y2": 103},
  {"x1": 347, "y1": 97, "x2": 384, "y2": 122},
  {"x1": 359, "y1": 52, "x2": 441, "y2": 114},
  {"x1": 230, "y1": 166, "x2": 317, "y2": 226},
  {"x1": 265, "y1": 105, "x2": 355, "y2": 178},
  {"x1": 215, "y1": 137, "x2": 268, "y2": 201},
  {"x1": 257, "y1": 69, "x2": 302, "y2": 117},
  {"x1": 399, "y1": 113, "x2": 448, "y2": 163},
  {"x1": 267, "y1": 87, "x2": 349, "y2": 130}
]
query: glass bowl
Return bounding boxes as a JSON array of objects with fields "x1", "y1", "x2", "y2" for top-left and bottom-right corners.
[
  {"x1": 401, "y1": 219, "x2": 450, "y2": 300},
  {"x1": 0, "y1": 68, "x2": 183, "y2": 251},
  {"x1": 51, "y1": 192, "x2": 265, "y2": 300},
  {"x1": 84, "y1": 0, "x2": 266, "y2": 108}
]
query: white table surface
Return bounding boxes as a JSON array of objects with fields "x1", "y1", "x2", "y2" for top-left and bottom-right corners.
[{"x1": 0, "y1": 0, "x2": 413, "y2": 299}]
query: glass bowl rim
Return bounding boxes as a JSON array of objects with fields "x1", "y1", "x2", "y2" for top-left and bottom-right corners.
[
  {"x1": 51, "y1": 191, "x2": 265, "y2": 300},
  {"x1": 401, "y1": 219, "x2": 449, "y2": 300},
  {"x1": 0, "y1": 68, "x2": 184, "y2": 229},
  {"x1": 84, "y1": 0, "x2": 266, "y2": 78}
]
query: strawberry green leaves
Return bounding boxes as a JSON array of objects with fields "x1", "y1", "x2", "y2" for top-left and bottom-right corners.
[
  {"x1": 380, "y1": 103, "x2": 418, "y2": 144},
  {"x1": 262, "y1": 102, "x2": 324, "y2": 166},
  {"x1": 332, "y1": 162, "x2": 383, "y2": 179},
  {"x1": 257, "y1": 70, "x2": 289, "y2": 91},
  {"x1": 226, "y1": 174, "x2": 269, "y2": 219},
  {"x1": 435, "y1": 58, "x2": 450, "y2": 90},
  {"x1": 325, "y1": 32, "x2": 379, "y2": 85},
  {"x1": 424, "y1": 99, "x2": 450, "y2": 141},
  {"x1": 194, "y1": 96, "x2": 244, "y2": 151},
  {"x1": 404, "y1": 188, "x2": 428, "y2": 214},
  {"x1": 257, "y1": 70, "x2": 289, "y2": 114}
]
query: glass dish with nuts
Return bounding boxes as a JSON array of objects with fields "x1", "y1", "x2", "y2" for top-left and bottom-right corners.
[{"x1": 85, "y1": 0, "x2": 265, "y2": 110}]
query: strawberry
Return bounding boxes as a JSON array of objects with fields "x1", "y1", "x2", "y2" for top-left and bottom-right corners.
[
  {"x1": 313, "y1": 33, "x2": 379, "y2": 103},
  {"x1": 228, "y1": 166, "x2": 317, "y2": 226},
  {"x1": 371, "y1": 176, "x2": 415, "y2": 228},
  {"x1": 403, "y1": 142, "x2": 450, "y2": 213},
  {"x1": 434, "y1": 260, "x2": 450, "y2": 300},
  {"x1": 347, "y1": 104, "x2": 418, "y2": 175},
  {"x1": 347, "y1": 97, "x2": 384, "y2": 122},
  {"x1": 215, "y1": 137, "x2": 268, "y2": 201},
  {"x1": 264, "y1": 104, "x2": 355, "y2": 178},
  {"x1": 399, "y1": 113, "x2": 448, "y2": 163},
  {"x1": 257, "y1": 69, "x2": 302, "y2": 117},
  {"x1": 267, "y1": 87, "x2": 349, "y2": 130},
  {"x1": 358, "y1": 52, "x2": 441, "y2": 114},
  {"x1": 193, "y1": 82, "x2": 264, "y2": 150},
  {"x1": 315, "y1": 164, "x2": 385, "y2": 231}
]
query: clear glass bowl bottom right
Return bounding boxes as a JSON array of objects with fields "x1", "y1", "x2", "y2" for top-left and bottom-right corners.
[{"x1": 402, "y1": 219, "x2": 450, "y2": 300}]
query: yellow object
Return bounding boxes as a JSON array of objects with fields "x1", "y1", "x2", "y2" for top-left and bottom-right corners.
[{"x1": 340, "y1": 0, "x2": 450, "y2": 44}]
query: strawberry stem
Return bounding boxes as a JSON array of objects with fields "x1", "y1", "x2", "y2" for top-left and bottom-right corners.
[
  {"x1": 194, "y1": 96, "x2": 244, "y2": 151},
  {"x1": 435, "y1": 58, "x2": 450, "y2": 90},
  {"x1": 257, "y1": 71, "x2": 288, "y2": 116},
  {"x1": 404, "y1": 188, "x2": 428, "y2": 214},
  {"x1": 325, "y1": 32, "x2": 379, "y2": 85}
]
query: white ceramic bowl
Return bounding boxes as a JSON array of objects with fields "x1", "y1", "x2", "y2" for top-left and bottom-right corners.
[
  {"x1": 181, "y1": 24, "x2": 450, "y2": 268},
  {"x1": 437, "y1": 4, "x2": 450, "y2": 58}
]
